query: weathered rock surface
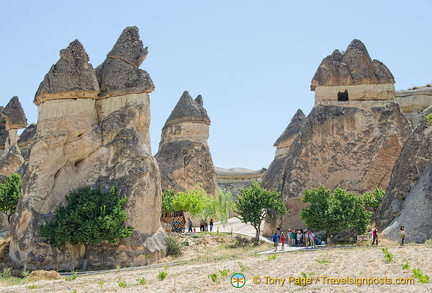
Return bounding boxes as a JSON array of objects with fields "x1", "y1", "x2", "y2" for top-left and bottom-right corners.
[
  {"x1": 2, "y1": 96, "x2": 27, "y2": 131},
  {"x1": 0, "y1": 96, "x2": 27, "y2": 176},
  {"x1": 17, "y1": 123, "x2": 37, "y2": 161},
  {"x1": 0, "y1": 107, "x2": 7, "y2": 154},
  {"x1": 273, "y1": 104, "x2": 410, "y2": 231},
  {"x1": 396, "y1": 84, "x2": 432, "y2": 128},
  {"x1": 216, "y1": 167, "x2": 266, "y2": 195},
  {"x1": 311, "y1": 39, "x2": 394, "y2": 90},
  {"x1": 155, "y1": 91, "x2": 217, "y2": 195},
  {"x1": 263, "y1": 109, "x2": 306, "y2": 190},
  {"x1": 262, "y1": 103, "x2": 411, "y2": 233},
  {"x1": 96, "y1": 26, "x2": 154, "y2": 98},
  {"x1": 33, "y1": 40, "x2": 100, "y2": 106},
  {"x1": 375, "y1": 106, "x2": 432, "y2": 232},
  {"x1": 381, "y1": 161, "x2": 432, "y2": 243},
  {"x1": 9, "y1": 26, "x2": 165, "y2": 270}
]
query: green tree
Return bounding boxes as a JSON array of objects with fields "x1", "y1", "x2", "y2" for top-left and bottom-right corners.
[
  {"x1": 39, "y1": 186, "x2": 134, "y2": 270},
  {"x1": 360, "y1": 188, "x2": 384, "y2": 213},
  {"x1": 300, "y1": 186, "x2": 372, "y2": 236},
  {"x1": 171, "y1": 185, "x2": 210, "y2": 219},
  {"x1": 161, "y1": 190, "x2": 176, "y2": 213},
  {"x1": 0, "y1": 173, "x2": 22, "y2": 223},
  {"x1": 235, "y1": 181, "x2": 288, "y2": 242},
  {"x1": 215, "y1": 189, "x2": 235, "y2": 228}
]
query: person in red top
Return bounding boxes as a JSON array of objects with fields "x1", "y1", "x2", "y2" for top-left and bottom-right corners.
[
  {"x1": 371, "y1": 228, "x2": 379, "y2": 245},
  {"x1": 280, "y1": 232, "x2": 285, "y2": 250}
]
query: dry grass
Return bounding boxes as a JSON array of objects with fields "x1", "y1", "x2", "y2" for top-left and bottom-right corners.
[{"x1": 0, "y1": 233, "x2": 431, "y2": 292}]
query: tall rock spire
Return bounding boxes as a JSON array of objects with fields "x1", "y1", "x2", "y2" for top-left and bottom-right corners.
[{"x1": 156, "y1": 91, "x2": 217, "y2": 196}]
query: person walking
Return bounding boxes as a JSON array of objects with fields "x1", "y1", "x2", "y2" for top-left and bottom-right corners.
[
  {"x1": 371, "y1": 228, "x2": 379, "y2": 245},
  {"x1": 399, "y1": 226, "x2": 406, "y2": 246},
  {"x1": 272, "y1": 232, "x2": 280, "y2": 252},
  {"x1": 307, "y1": 230, "x2": 316, "y2": 248},
  {"x1": 210, "y1": 219, "x2": 214, "y2": 231},
  {"x1": 280, "y1": 232, "x2": 285, "y2": 250},
  {"x1": 188, "y1": 218, "x2": 193, "y2": 233}
]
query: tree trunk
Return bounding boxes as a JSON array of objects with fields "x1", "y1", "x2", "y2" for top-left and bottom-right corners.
[
  {"x1": 81, "y1": 244, "x2": 89, "y2": 271},
  {"x1": 255, "y1": 226, "x2": 260, "y2": 242}
]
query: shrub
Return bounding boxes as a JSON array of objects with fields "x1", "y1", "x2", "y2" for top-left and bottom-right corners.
[{"x1": 165, "y1": 236, "x2": 182, "y2": 257}]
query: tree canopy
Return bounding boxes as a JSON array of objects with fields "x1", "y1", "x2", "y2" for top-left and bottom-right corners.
[
  {"x1": 0, "y1": 173, "x2": 22, "y2": 223},
  {"x1": 39, "y1": 186, "x2": 133, "y2": 270},
  {"x1": 235, "y1": 181, "x2": 287, "y2": 241},
  {"x1": 300, "y1": 186, "x2": 375, "y2": 236}
]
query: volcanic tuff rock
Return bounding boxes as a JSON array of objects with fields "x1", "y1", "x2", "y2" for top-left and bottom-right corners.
[
  {"x1": 216, "y1": 167, "x2": 266, "y2": 195},
  {"x1": 381, "y1": 161, "x2": 432, "y2": 243},
  {"x1": 311, "y1": 39, "x2": 394, "y2": 90},
  {"x1": 33, "y1": 40, "x2": 100, "y2": 106},
  {"x1": 375, "y1": 106, "x2": 432, "y2": 232},
  {"x1": 395, "y1": 84, "x2": 432, "y2": 128},
  {"x1": 155, "y1": 91, "x2": 217, "y2": 195},
  {"x1": 17, "y1": 123, "x2": 37, "y2": 161},
  {"x1": 262, "y1": 103, "x2": 411, "y2": 232},
  {"x1": 262, "y1": 40, "x2": 410, "y2": 233},
  {"x1": 96, "y1": 26, "x2": 154, "y2": 98},
  {"x1": 0, "y1": 96, "x2": 27, "y2": 177},
  {"x1": 262, "y1": 109, "x2": 306, "y2": 190},
  {"x1": 9, "y1": 26, "x2": 165, "y2": 270},
  {"x1": 311, "y1": 39, "x2": 395, "y2": 105}
]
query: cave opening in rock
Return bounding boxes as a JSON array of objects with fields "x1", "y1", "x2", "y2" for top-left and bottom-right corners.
[{"x1": 338, "y1": 90, "x2": 349, "y2": 101}]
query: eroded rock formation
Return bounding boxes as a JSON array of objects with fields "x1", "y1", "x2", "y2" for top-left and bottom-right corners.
[
  {"x1": 0, "y1": 96, "x2": 27, "y2": 177},
  {"x1": 262, "y1": 39, "x2": 411, "y2": 233},
  {"x1": 155, "y1": 91, "x2": 217, "y2": 195},
  {"x1": 396, "y1": 84, "x2": 432, "y2": 128},
  {"x1": 9, "y1": 26, "x2": 165, "y2": 270},
  {"x1": 262, "y1": 109, "x2": 306, "y2": 190},
  {"x1": 376, "y1": 107, "x2": 432, "y2": 240},
  {"x1": 216, "y1": 167, "x2": 266, "y2": 195}
]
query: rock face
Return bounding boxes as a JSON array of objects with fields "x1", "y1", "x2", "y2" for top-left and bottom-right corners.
[
  {"x1": 0, "y1": 96, "x2": 27, "y2": 177},
  {"x1": 376, "y1": 106, "x2": 432, "y2": 234},
  {"x1": 311, "y1": 39, "x2": 395, "y2": 105},
  {"x1": 262, "y1": 40, "x2": 411, "y2": 234},
  {"x1": 216, "y1": 167, "x2": 266, "y2": 195},
  {"x1": 395, "y1": 84, "x2": 432, "y2": 128},
  {"x1": 262, "y1": 109, "x2": 306, "y2": 190},
  {"x1": 381, "y1": 161, "x2": 432, "y2": 243},
  {"x1": 33, "y1": 40, "x2": 100, "y2": 106},
  {"x1": 155, "y1": 91, "x2": 217, "y2": 195},
  {"x1": 9, "y1": 26, "x2": 165, "y2": 270},
  {"x1": 95, "y1": 26, "x2": 154, "y2": 98}
]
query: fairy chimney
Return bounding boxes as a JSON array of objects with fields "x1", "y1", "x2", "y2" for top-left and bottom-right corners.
[{"x1": 155, "y1": 91, "x2": 217, "y2": 195}]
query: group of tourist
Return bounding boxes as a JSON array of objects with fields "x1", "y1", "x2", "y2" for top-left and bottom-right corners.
[
  {"x1": 272, "y1": 228, "x2": 318, "y2": 251},
  {"x1": 371, "y1": 226, "x2": 406, "y2": 246},
  {"x1": 187, "y1": 218, "x2": 214, "y2": 233}
]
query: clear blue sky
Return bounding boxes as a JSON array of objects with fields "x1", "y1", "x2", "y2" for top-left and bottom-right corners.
[{"x1": 1, "y1": 1, "x2": 431, "y2": 170}]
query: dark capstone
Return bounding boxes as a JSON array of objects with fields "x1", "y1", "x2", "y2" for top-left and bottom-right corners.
[
  {"x1": 34, "y1": 39, "x2": 100, "y2": 104},
  {"x1": 273, "y1": 109, "x2": 306, "y2": 147},
  {"x1": 3, "y1": 96, "x2": 27, "y2": 128},
  {"x1": 96, "y1": 58, "x2": 154, "y2": 97},
  {"x1": 106, "y1": 26, "x2": 148, "y2": 68},
  {"x1": 311, "y1": 39, "x2": 394, "y2": 90},
  {"x1": 163, "y1": 91, "x2": 210, "y2": 129}
]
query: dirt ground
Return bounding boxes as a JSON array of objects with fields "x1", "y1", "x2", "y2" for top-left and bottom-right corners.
[{"x1": 1, "y1": 233, "x2": 431, "y2": 293}]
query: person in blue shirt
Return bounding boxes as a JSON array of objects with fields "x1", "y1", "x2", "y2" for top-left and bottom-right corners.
[{"x1": 272, "y1": 232, "x2": 280, "y2": 251}]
